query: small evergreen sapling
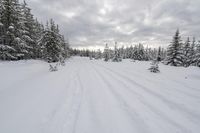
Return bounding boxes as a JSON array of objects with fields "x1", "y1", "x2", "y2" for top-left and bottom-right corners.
[
  {"x1": 149, "y1": 60, "x2": 160, "y2": 73},
  {"x1": 49, "y1": 63, "x2": 58, "y2": 72}
]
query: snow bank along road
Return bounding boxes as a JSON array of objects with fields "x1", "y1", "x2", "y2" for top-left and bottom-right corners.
[{"x1": 0, "y1": 57, "x2": 200, "y2": 133}]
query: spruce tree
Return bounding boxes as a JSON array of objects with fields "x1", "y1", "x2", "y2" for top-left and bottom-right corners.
[
  {"x1": 20, "y1": 0, "x2": 37, "y2": 58},
  {"x1": 183, "y1": 37, "x2": 191, "y2": 67},
  {"x1": 166, "y1": 29, "x2": 184, "y2": 66},
  {"x1": 0, "y1": 0, "x2": 30, "y2": 60},
  {"x1": 189, "y1": 37, "x2": 196, "y2": 65},
  {"x1": 0, "y1": 0, "x2": 16, "y2": 60},
  {"x1": 60, "y1": 35, "x2": 66, "y2": 58},
  {"x1": 131, "y1": 44, "x2": 146, "y2": 61},
  {"x1": 112, "y1": 42, "x2": 122, "y2": 62},
  {"x1": 34, "y1": 19, "x2": 44, "y2": 58},
  {"x1": 131, "y1": 45, "x2": 138, "y2": 60},
  {"x1": 160, "y1": 47, "x2": 167, "y2": 61},
  {"x1": 0, "y1": 0, "x2": 18, "y2": 60},
  {"x1": 95, "y1": 49, "x2": 102, "y2": 59},
  {"x1": 138, "y1": 44, "x2": 145, "y2": 60},
  {"x1": 0, "y1": 0, "x2": 2, "y2": 20},
  {"x1": 149, "y1": 60, "x2": 160, "y2": 73},
  {"x1": 194, "y1": 41, "x2": 200, "y2": 67},
  {"x1": 126, "y1": 46, "x2": 133, "y2": 58},
  {"x1": 64, "y1": 38, "x2": 70, "y2": 58},
  {"x1": 104, "y1": 43, "x2": 110, "y2": 61},
  {"x1": 157, "y1": 46, "x2": 162, "y2": 61},
  {"x1": 38, "y1": 19, "x2": 63, "y2": 62}
]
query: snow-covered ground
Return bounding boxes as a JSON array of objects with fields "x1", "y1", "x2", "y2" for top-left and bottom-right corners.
[{"x1": 0, "y1": 57, "x2": 200, "y2": 133}]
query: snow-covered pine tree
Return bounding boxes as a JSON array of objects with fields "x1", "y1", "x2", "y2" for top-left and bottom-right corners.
[
  {"x1": 194, "y1": 41, "x2": 200, "y2": 67},
  {"x1": 0, "y1": 10, "x2": 16, "y2": 60},
  {"x1": 0, "y1": 0, "x2": 31, "y2": 60},
  {"x1": 49, "y1": 19, "x2": 63, "y2": 62},
  {"x1": 89, "y1": 51, "x2": 93, "y2": 60},
  {"x1": 119, "y1": 46, "x2": 125, "y2": 59},
  {"x1": 49, "y1": 63, "x2": 58, "y2": 72},
  {"x1": 55, "y1": 24, "x2": 65, "y2": 59},
  {"x1": 59, "y1": 35, "x2": 67, "y2": 59},
  {"x1": 144, "y1": 47, "x2": 149, "y2": 61},
  {"x1": 157, "y1": 46, "x2": 162, "y2": 61},
  {"x1": 149, "y1": 48, "x2": 158, "y2": 60},
  {"x1": 63, "y1": 38, "x2": 70, "y2": 58},
  {"x1": 124, "y1": 46, "x2": 129, "y2": 59},
  {"x1": 19, "y1": 0, "x2": 31, "y2": 59},
  {"x1": 38, "y1": 19, "x2": 63, "y2": 62},
  {"x1": 20, "y1": 0, "x2": 37, "y2": 59},
  {"x1": 34, "y1": 19, "x2": 44, "y2": 58},
  {"x1": 138, "y1": 44, "x2": 146, "y2": 61},
  {"x1": 189, "y1": 37, "x2": 196, "y2": 65},
  {"x1": 126, "y1": 46, "x2": 133, "y2": 59},
  {"x1": 166, "y1": 29, "x2": 184, "y2": 66},
  {"x1": 0, "y1": 0, "x2": 5, "y2": 59},
  {"x1": 0, "y1": 0, "x2": 19, "y2": 60},
  {"x1": 104, "y1": 43, "x2": 110, "y2": 61},
  {"x1": 112, "y1": 42, "x2": 122, "y2": 62},
  {"x1": 160, "y1": 47, "x2": 167, "y2": 61},
  {"x1": 182, "y1": 37, "x2": 191, "y2": 67},
  {"x1": 131, "y1": 45, "x2": 138, "y2": 60},
  {"x1": 95, "y1": 49, "x2": 102, "y2": 59},
  {"x1": 131, "y1": 44, "x2": 146, "y2": 61},
  {"x1": 149, "y1": 60, "x2": 160, "y2": 73},
  {"x1": 0, "y1": 0, "x2": 2, "y2": 20}
]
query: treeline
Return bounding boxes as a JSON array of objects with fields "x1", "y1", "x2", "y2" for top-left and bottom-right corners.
[
  {"x1": 72, "y1": 43, "x2": 166, "y2": 62},
  {"x1": 0, "y1": 0, "x2": 70, "y2": 62},
  {"x1": 72, "y1": 29, "x2": 200, "y2": 67}
]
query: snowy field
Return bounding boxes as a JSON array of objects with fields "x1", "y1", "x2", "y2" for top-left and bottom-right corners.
[{"x1": 0, "y1": 57, "x2": 200, "y2": 133}]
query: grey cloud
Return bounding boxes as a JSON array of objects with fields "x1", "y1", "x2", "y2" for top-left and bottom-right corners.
[{"x1": 24, "y1": 0, "x2": 200, "y2": 48}]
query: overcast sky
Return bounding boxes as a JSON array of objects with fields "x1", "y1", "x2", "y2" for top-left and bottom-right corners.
[{"x1": 25, "y1": 0, "x2": 200, "y2": 49}]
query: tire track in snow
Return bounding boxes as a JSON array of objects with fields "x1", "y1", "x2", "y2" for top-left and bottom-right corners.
[
  {"x1": 106, "y1": 62, "x2": 200, "y2": 122},
  {"x1": 74, "y1": 62, "x2": 137, "y2": 133},
  {"x1": 98, "y1": 70, "x2": 192, "y2": 132},
  {"x1": 100, "y1": 61, "x2": 200, "y2": 99},
  {"x1": 91, "y1": 62, "x2": 199, "y2": 132},
  {"x1": 58, "y1": 70, "x2": 84, "y2": 133},
  {"x1": 70, "y1": 72, "x2": 84, "y2": 133},
  {"x1": 113, "y1": 63, "x2": 200, "y2": 99},
  {"x1": 93, "y1": 62, "x2": 200, "y2": 122},
  {"x1": 89, "y1": 63, "x2": 151, "y2": 133},
  {"x1": 41, "y1": 62, "x2": 77, "y2": 132},
  {"x1": 42, "y1": 62, "x2": 84, "y2": 133}
]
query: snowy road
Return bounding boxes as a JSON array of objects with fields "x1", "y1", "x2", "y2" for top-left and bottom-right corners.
[{"x1": 0, "y1": 57, "x2": 200, "y2": 133}]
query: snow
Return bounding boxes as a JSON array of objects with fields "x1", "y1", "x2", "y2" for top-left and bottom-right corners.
[
  {"x1": 22, "y1": 35, "x2": 34, "y2": 42},
  {"x1": 8, "y1": 25, "x2": 14, "y2": 29},
  {"x1": 0, "y1": 44, "x2": 16, "y2": 51},
  {"x1": 0, "y1": 57, "x2": 200, "y2": 133}
]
